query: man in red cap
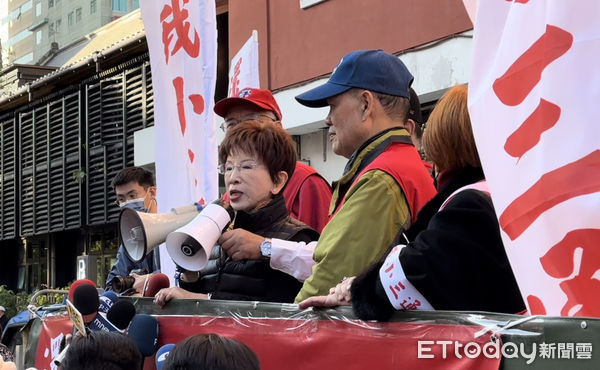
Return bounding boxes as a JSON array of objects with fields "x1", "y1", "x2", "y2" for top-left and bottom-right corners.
[{"x1": 211, "y1": 87, "x2": 332, "y2": 263}]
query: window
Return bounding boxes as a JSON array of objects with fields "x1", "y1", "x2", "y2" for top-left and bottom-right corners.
[
  {"x1": 55, "y1": 18, "x2": 61, "y2": 33},
  {"x1": 36, "y1": 30, "x2": 42, "y2": 44},
  {"x1": 36, "y1": 2, "x2": 42, "y2": 16},
  {"x1": 112, "y1": 0, "x2": 127, "y2": 12},
  {"x1": 15, "y1": 52, "x2": 34, "y2": 64},
  {"x1": 76, "y1": 7, "x2": 82, "y2": 22},
  {"x1": 17, "y1": 239, "x2": 49, "y2": 293},
  {"x1": 48, "y1": 0, "x2": 54, "y2": 8},
  {"x1": 5, "y1": 29, "x2": 33, "y2": 47},
  {"x1": 68, "y1": 11, "x2": 73, "y2": 26},
  {"x1": 49, "y1": 22, "x2": 54, "y2": 36},
  {"x1": 90, "y1": 0, "x2": 97, "y2": 14},
  {"x1": 132, "y1": 0, "x2": 139, "y2": 10},
  {"x1": 88, "y1": 228, "x2": 119, "y2": 287}
]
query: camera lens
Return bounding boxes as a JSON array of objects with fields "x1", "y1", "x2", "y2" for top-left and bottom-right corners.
[{"x1": 110, "y1": 275, "x2": 135, "y2": 293}]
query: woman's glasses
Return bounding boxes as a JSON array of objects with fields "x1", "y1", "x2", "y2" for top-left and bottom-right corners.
[{"x1": 218, "y1": 160, "x2": 263, "y2": 177}]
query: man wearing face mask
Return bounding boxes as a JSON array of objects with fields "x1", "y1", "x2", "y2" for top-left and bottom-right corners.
[{"x1": 105, "y1": 166, "x2": 160, "y2": 292}]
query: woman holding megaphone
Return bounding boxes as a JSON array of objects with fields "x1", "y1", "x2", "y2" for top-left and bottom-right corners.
[{"x1": 154, "y1": 121, "x2": 319, "y2": 307}]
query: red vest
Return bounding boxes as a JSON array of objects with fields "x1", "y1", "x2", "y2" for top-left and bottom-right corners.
[
  {"x1": 283, "y1": 162, "x2": 322, "y2": 212},
  {"x1": 333, "y1": 143, "x2": 436, "y2": 224}
]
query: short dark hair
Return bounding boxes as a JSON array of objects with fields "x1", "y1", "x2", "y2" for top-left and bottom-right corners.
[
  {"x1": 162, "y1": 333, "x2": 260, "y2": 370},
  {"x1": 218, "y1": 120, "x2": 296, "y2": 187},
  {"x1": 111, "y1": 166, "x2": 155, "y2": 190},
  {"x1": 407, "y1": 87, "x2": 423, "y2": 139},
  {"x1": 60, "y1": 331, "x2": 142, "y2": 370}
]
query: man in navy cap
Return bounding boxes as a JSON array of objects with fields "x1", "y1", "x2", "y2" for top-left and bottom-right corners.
[{"x1": 281, "y1": 49, "x2": 437, "y2": 302}]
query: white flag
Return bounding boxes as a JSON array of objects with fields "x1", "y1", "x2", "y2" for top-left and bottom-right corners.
[
  {"x1": 228, "y1": 30, "x2": 260, "y2": 96},
  {"x1": 467, "y1": 0, "x2": 600, "y2": 317},
  {"x1": 141, "y1": 0, "x2": 218, "y2": 283}
]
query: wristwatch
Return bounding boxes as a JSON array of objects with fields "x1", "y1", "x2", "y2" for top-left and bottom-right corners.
[{"x1": 260, "y1": 238, "x2": 272, "y2": 258}]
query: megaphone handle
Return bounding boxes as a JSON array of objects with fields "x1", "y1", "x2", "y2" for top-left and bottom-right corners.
[
  {"x1": 219, "y1": 246, "x2": 232, "y2": 265},
  {"x1": 222, "y1": 221, "x2": 234, "y2": 234}
]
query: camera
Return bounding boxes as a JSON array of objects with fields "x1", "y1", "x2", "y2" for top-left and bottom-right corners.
[{"x1": 109, "y1": 268, "x2": 148, "y2": 294}]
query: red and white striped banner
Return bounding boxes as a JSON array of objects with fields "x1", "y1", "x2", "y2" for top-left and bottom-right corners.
[{"x1": 467, "y1": 0, "x2": 600, "y2": 317}]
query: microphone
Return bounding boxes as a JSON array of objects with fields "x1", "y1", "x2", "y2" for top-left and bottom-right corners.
[
  {"x1": 87, "y1": 312, "x2": 120, "y2": 333},
  {"x1": 98, "y1": 291, "x2": 119, "y2": 314},
  {"x1": 155, "y1": 343, "x2": 175, "y2": 370},
  {"x1": 53, "y1": 331, "x2": 74, "y2": 366},
  {"x1": 68, "y1": 279, "x2": 97, "y2": 302},
  {"x1": 53, "y1": 343, "x2": 69, "y2": 366},
  {"x1": 72, "y1": 284, "x2": 99, "y2": 324},
  {"x1": 106, "y1": 300, "x2": 136, "y2": 331},
  {"x1": 143, "y1": 273, "x2": 170, "y2": 297},
  {"x1": 128, "y1": 314, "x2": 159, "y2": 357}
]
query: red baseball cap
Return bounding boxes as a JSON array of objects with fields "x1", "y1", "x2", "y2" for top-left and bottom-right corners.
[{"x1": 214, "y1": 88, "x2": 282, "y2": 120}]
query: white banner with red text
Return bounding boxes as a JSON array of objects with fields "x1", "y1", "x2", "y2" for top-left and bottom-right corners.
[
  {"x1": 228, "y1": 30, "x2": 260, "y2": 96},
  {"x1": 140, "y1": 0, "x2": 218, "y2": 283},
  {"x1": 467, "y1": 0, "x2": 600, "y2": 316}
]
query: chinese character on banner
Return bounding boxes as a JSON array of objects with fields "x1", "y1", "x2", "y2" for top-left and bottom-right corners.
[
  {"x1": 140, "y1": 0, "x2": 218, "y2": 284},
  {"x1": 228, "y1": 30, "x2": 260, "y2": 97},
  {"x1": 466, "y1": 0, "x2": 600, "y2": 316}
]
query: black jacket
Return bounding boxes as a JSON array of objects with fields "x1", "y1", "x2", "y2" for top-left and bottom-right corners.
[
  {"x1": 352, "y1": 167, "x2": 526, "y2": 321},
  {"x1": 181, "y1": 195, "x2": 319, "y2": 303}
]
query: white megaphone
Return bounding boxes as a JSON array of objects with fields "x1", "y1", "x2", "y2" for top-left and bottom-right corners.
[
  {"x1": 118, "y1": 203, "x2": 204, "y2": 263},
  {"x1": 166, "y1": 199, "x2": 234, "y2": 271}
]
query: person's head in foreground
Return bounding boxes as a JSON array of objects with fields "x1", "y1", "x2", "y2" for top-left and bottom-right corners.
[
  {"x1": 60, "y1": 330, "x2": 142, "y2": 370},
  {"x1": 218, "y1": 120, "x2": 296, "y2": 213},
  {"x1": 162, "y1": 333, "x2": 260, "y2": 370}
]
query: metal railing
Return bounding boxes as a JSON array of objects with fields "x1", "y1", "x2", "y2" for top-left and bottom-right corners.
[{"x1": 27, "y1": 289, "x2": 68, "y2": 320}]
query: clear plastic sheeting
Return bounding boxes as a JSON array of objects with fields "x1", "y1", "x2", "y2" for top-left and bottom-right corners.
[{"x1": 25, "y1": 297, "x2": 600, "y2": 370}]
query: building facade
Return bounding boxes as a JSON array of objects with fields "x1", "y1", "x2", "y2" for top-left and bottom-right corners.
[
  {"x1": 1, "y1": 0, "x2": 140, "y2": 66},
  {"x1": 0, "y1": 6, "x2": 228, "y2": 293},
  {"x1": 225, "y1": 0, "x2": 474, "y2": 183}
]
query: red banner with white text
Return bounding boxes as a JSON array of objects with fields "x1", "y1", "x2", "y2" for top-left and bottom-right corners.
[{"x1": 35, "y1": 312, "x2": 500, "y2": 370}]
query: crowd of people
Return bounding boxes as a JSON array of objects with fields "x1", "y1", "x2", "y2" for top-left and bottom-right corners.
[
  {"x1": 0, "y1": 48, "x2": 527, "y2": 369},
  {"x1": 58, "y1": 330, "x2": 259, "y2": 370}
]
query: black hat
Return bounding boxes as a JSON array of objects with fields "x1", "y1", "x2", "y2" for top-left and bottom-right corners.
[{"x1": 407, "y1": 87, "x2": 422, "y2": 123}]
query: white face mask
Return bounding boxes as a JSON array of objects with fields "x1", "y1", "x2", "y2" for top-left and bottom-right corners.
[{"x1": 119, "y1": 194, "x2": 149, "y2": 213}]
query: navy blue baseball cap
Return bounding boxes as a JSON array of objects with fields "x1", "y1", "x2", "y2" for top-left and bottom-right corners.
[
  {"x1": 295, "y1": 49, "x2": 414, "y2": 108},
  {"x1": 155, "y1": 343, "x2": 175, "y2": 370}
]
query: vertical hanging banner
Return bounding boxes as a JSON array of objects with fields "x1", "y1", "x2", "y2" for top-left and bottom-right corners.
[
  {"x1": 140, "y1": 0, "x2": 218, "y2": 282},
  {"x1": 468, "y1": 0, "x2": 600, "y2": 316},
  {"x1": 228, "y1": 30, "x2": 260, "y2": 96}
]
